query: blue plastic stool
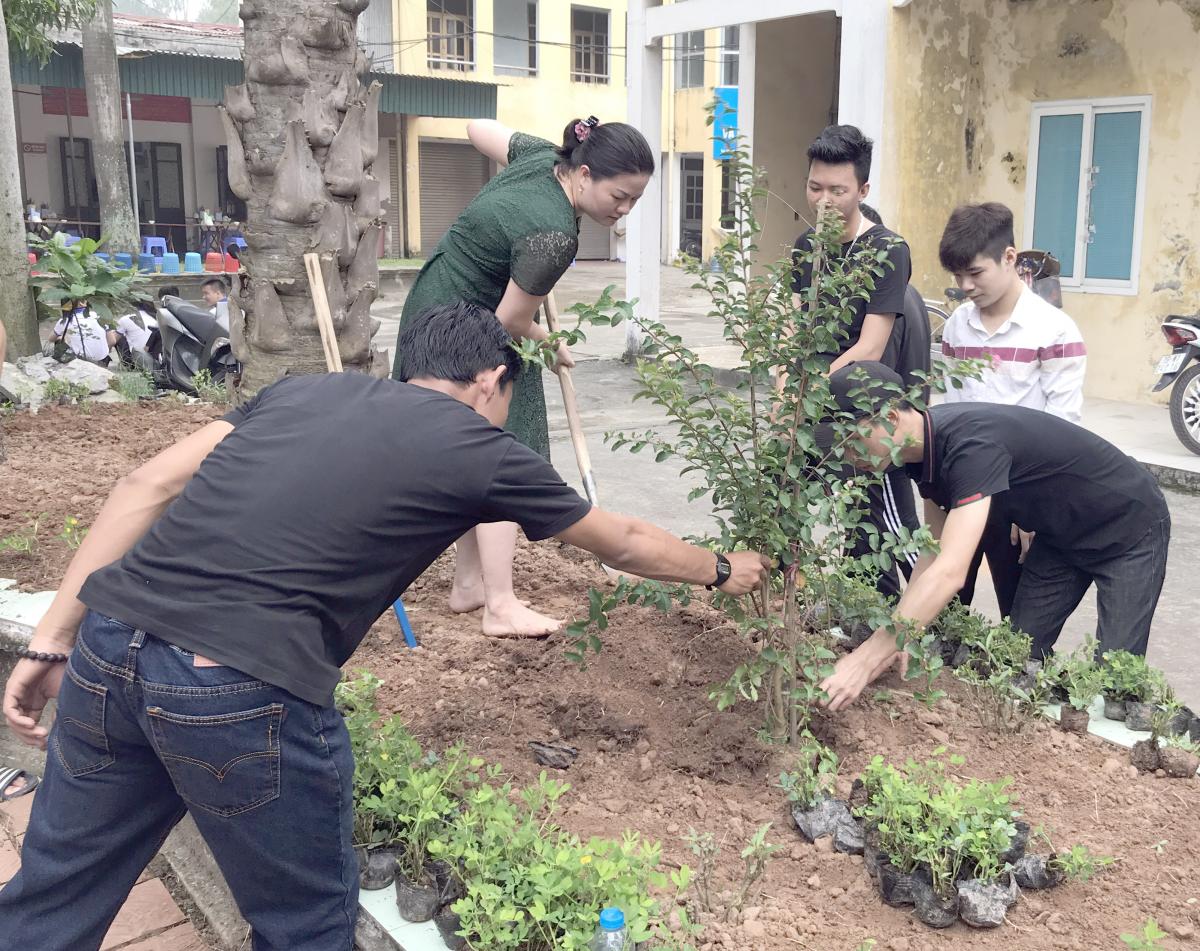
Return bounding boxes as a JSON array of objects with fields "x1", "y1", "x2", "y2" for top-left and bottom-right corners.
[
  {"x1": 63, "y1": 234, "x2": 81, "y2": 247},
  {"x1": 113, "y1": 252, "x2": 134, "y2": 270},
  {"x1": 222, "y1": 235, "x2": 248, "y2": 255},
  {"x1": 95, "y1": 252, "x2": 110, "y2": 263},
  {"x1": 161, "y1": 252, "x2": 181, "y2": 275},
  {"x1": 137, "y1": 253, "x2": 157, "y2": 272},
  {"x1": 142, "y1": 236, "x2": 168, "y2": 257},
  {"x1": 183, "y1": 252, "x2": 203, "y2": 273},
  {"x1": 392, "y1": 599, "x2": 418, "y2": 648}
]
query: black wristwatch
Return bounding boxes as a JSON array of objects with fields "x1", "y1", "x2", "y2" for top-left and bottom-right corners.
[{"x1": 707, "y1": 553, "x2": 732, "y2": 590}]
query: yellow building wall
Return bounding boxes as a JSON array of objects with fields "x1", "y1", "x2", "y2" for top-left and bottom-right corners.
[
  {"x1": 880, "y1": 0, "x2": 1200, "y2": 404},
  {"x1": 394, "y1": 0, "x2": 629, "y2": 254}
]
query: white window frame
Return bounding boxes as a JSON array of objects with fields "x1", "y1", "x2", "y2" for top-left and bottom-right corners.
[
  {"x1": 674, "y1": 30, "x2": 705, "y2": 90},
  {"x1": 1023, "y1": 95, "x2": 1151, "y2": 297},
  {"x1": 427, "y1": 0, "x2": 475, "y2": 72},
  {"x1": 719, "y1": 26, "x2": 739, "y2": 88},
  {"x1": 571, "y1": 7, "x2": 610, "y2": 85}
]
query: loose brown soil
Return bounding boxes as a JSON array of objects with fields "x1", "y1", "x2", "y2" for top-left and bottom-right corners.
[
  {"x1": 4, "y1": 405, "x2": 1200, "y2": 950},
  {"x1": 0, "y1": 402, "x2": 224, "y2": 589}
]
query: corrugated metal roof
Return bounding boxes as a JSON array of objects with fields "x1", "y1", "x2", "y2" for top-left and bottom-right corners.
[{"x1": 11, "y1": 43, "x2": 496, "y2": 118}]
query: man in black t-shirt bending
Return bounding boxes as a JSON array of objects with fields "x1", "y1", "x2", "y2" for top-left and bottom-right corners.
[
  {"x1": 812, "y1": 362, "x2": 1171, "y2": 713},
  {"x1": 784, "y1": 125, "x2": 919, "y2": 598},
  {"x1": 0, "y1": 302, "x2": 770, "y2": 950}
]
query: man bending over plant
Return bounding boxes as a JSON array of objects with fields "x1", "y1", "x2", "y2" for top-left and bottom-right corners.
[
  {"x1": 0, "y1": 301, "x2": 770, "y2": 951},
  {"x1": 815, "y1": 361, "x2": 1170, "y2": 712}
]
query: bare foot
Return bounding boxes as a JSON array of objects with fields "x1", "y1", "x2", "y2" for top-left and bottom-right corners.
[
  {"x1": 448, "y1": 582, "x2": 486, "y2": 614},
  {"x1": 448, "y1": 585, "x2": 531, "y2": 614},
  {"x1": 481, "y1": 600, "x2": 562, "y2": 639}
]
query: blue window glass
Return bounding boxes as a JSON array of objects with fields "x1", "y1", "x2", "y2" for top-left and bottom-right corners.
[
  {"x1": 1031, "y1": 114, "x2": 1084, "y2": 278},
  {"x1": 1085, "y1": 111, "x2": 1141, "y2": 281}
]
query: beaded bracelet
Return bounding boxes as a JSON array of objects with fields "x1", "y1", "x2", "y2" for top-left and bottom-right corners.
[{"x1": 17, "y1": 648, "x2": 70, "y2": 663}]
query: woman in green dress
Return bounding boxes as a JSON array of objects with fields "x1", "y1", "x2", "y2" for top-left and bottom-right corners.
[{"x1": 393, "y1": 116, "x2": 654, "y2": 637}]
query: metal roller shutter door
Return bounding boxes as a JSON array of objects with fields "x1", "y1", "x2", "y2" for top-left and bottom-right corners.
[
  {"x1": 576, "y1": 214, "x2": 612, "y2": 260},
  {"x1": 419, "y1": 141, "x2": 489, "y2": 253}
]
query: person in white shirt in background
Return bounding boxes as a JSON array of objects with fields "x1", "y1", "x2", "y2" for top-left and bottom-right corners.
[
  {"x1": 939, "y1": 202, "x2": 1086, "y2": 422},
  {"x1": 201, "y1": 278, "x2": 229, "y2": 324},
  {"x1": 937, "y1": 201, "x2": 1088, "y2": 617},
  {"x1": 108, "y1": 302, "x2": 158, "y2": 368},
  {"x1": 50, "y1": 302, "x2": 111, "y2": 365}
]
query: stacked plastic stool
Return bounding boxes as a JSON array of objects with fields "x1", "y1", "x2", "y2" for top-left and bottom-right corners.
[
  {"x1": 114, "y1": 252, "x2": 134, "y2": 269},
  {"x1": 137, "y1": 253, "x2": 157, "y2": 272},
  {"x1": 95, "y1": 252, "x2": 110, "y2": 263},
  {"x1": 203, "y1": 252, "x2": 224, "y2": 273},
  {"x1": 142, "y1": 236, "x2": 168, "y2": 258},
  {"x1": 161, "y1": 253, "x2": 181, "y2": 275},
  {"x1": 183, "y1": 252, "x2": 204, "y2": 274}
]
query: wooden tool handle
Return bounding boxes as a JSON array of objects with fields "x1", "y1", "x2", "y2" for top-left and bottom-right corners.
[
  {"x1": 303, "y1": 252, "x2": 343, "y2": 373},
  {"x1": 543, "y1": 294, "x2": 598, "y2": 504}
]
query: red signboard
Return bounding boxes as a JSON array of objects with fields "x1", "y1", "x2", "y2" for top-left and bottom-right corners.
[{"x1": 41, "y1": 87, "x2": 192, "y2": 123}]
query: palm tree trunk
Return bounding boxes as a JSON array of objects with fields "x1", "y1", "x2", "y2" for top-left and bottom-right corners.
[
  {"x1": 82, "y1": 0, "x2": 139, "y2": 256},
  {"x1": 0, "y1": 10, "x2": 37, "y2": 358},
  {"x1": 225, "y1": 0, "x2": 384, "y2": 391}
]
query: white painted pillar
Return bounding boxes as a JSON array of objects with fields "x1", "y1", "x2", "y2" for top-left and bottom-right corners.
[
  {"x1": 740, "y1": 23, "x2": 756, "y2": 165},
  {"x1": 625, "y1": 0, "x2": 663, "y2": 357},
  {"x1": 836, "y1": 0, "x2": 890, "y2": 212}
]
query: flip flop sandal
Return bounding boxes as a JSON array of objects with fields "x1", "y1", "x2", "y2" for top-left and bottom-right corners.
[{"x1": 0, "y1": 767, "x2": 40, "y2": 802}]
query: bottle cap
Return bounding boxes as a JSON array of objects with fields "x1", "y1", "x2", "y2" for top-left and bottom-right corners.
[{"x1": 599, "y1": 907, "x2": 625, "y2": 931}]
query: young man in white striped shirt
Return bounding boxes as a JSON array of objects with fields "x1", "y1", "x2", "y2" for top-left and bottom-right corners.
[{"x1": 937, "y1": 202, "x2": 1087, "y2": 616}]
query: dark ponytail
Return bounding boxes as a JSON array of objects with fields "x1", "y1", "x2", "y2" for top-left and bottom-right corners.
[{"x1": 556, "y1": 117, "x2": 655, "y2": 181}]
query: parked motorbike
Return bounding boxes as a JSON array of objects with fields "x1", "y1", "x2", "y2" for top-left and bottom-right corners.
[
  {"x1": 1014, "y1": 249, "x2": 1063, "y2": 308},
  {"x1": 131, "y1": 296, "x2": 238, "y2": 396},
  {"x1": 1152, "y1": 313, "x2": 1200, "y2": 456}
]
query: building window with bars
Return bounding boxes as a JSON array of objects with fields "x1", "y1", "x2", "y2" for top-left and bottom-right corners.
[
  {"x1": 674, "y1": 30, "x2": 705, "y2": 89},
  {"x1": 719, "y1": 26, "x2": 739, "y2": 87},
  {"x1": 572, "y1": 7, "x2": 609, "y2": 84},
  {"x1": 428, "y1": 0, "x2": 474, "y2": 72},
  {"x1": 494, "y1": 0, "x2": 537, "y2": 76}
]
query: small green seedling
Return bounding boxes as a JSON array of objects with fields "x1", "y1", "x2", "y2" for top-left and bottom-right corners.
[
  {"x1": 59, "y1": 515, "x2": 87, "y2": 550},
  {"x1": 1051, "y1": 843, "x2": 1114, "y2": 882},
  {"x1": 0, "y1": 515, "x2": 43, "y2": 554},
  {"x1": 1121, "y1": 917, "x2": 1169, "y2": 950},
  {"x1": 778, "y1": 732, "x2": 839, "y2": 809}
]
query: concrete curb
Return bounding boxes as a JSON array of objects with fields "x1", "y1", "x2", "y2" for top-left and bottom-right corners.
[{"x1": 1143, "y1": 461, "x2": 1200, "y2": 494}]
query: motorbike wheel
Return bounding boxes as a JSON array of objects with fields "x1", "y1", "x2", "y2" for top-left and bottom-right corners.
[{"x1": 1168, "y1": 362, "x2": 1200, "y2": 456}]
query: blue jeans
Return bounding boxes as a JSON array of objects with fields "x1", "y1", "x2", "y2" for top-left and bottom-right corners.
[{"x1": 0, "y1": 612, "x2": 358, "y2": 950}]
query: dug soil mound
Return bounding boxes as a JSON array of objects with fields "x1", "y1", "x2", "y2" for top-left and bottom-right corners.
[{"x1": 356, "y1": 541, "x2": 1200, "y2": 951}]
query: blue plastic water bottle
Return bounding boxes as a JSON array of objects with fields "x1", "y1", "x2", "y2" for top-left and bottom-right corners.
[{"x1": 588, "y1": 907, "x2": 628, "y2": 950}]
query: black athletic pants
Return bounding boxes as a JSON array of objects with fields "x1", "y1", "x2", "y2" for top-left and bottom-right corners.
[{"x1": 849, "y1": 467, "x2": 920, "y2": 599}]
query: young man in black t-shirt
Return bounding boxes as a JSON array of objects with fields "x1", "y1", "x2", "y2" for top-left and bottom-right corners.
[
  {"x1": 0, "y1": 302, "x2": 770, "y2": 950},
  {"x1": 813, "y1": 362, "x2": 1171, "y2": 713},
  {"x1": 785, "y1": 125, "x2": 919, "y2": 598}
]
